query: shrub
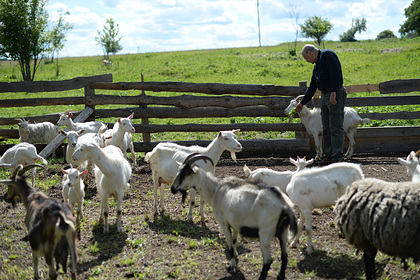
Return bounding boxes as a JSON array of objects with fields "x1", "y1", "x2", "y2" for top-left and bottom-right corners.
[{"x1": 377, "y1": 30, "x2": 396, "y2": 40}]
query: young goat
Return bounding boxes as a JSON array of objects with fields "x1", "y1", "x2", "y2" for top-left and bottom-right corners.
[
  {"x1": 102, "y1": 112, "x2": 136, "y2": 166},
  {"x1": 284, "y1": 95, "x2": 371, "y2": 159},
  {"x1": 0, "y1": 142, "x2": 48, "y2": 187},
  {"x1": 62, "y1": 165, "x2": 88, "y2": 228},
  {"x1": 171, "y1": 154, "x2": 297, "y2": 280},
  {"x1": 72, "y1": 142, "x2": 131, "y2": 233},
  {"x1": 16, "y1": 118, "x2": 60, "y2": 156},
  {"x1": 1, "y1": 164, "x2": 77, "y2": 280},
  {"x1": 145, "y1": 129, "x2": 242, "y2": 221},
  {"x1": 57, "y1": 110, "x2": 104, "y2": 133},
  {"x1": 397, "y1": 150, "x2": 420, "y2": 182},
  {"x1": 286, "y1": 162, "x2": 364, "y2": 254},
  {"x1": 243, "y1": 156, "x2": 314, "y2": 194}
]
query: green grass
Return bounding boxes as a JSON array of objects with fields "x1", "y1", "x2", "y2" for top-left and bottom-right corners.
[{"x1": 0, "y1": 38, "x2": 419, "y2": 144}]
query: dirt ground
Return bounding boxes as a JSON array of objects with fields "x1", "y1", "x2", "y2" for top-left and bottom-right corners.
[{"x1": 1, "y1": 152, "x2": 419, "y2": 280}]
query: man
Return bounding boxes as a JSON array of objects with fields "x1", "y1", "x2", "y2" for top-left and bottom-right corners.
[{"x1": 296, "y1": 44, "x2": 347, "y2": 165}]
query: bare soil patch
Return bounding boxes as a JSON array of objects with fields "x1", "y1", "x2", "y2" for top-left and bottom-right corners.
[{"x1": 1, "y1": 153, "x2": 419, "y2": 279}]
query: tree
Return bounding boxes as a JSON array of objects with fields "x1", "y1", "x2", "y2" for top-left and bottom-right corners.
[
  {"x1": 0, "y1": 0, "x2": 49, "y2": 81},
  {"x1": 339, "y1": 18, "x2": 367, "y2": 42},
  {"x1": 399, "y1": 0, "x2": 420, "y2": 37},
  {"x1": 45, "y1": 10, "x2": 73, "y2": 76},
  {"x1": 95, "y1": 18, "x2": 123, "y2": 60},
  {"x1": 288, "y1": 0, "x2": 301, "y2": 56},
  {"x1": 376, "y1": 30, "x2": 397, "y2": 40},
  {"x1": 300, "y1": 16, "x2": 333, "y2": 46}
]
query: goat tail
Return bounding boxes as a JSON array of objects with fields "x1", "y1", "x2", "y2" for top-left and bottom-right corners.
[
  {"x1": 242, "y1": 165, "x2": 251, "y2": 178},
  {"x1": 56, "y1": 210, "x2": 76, "y2": 234},
  {"x1": 144, "y1": 151, "x2": 152, "y2": 163},
  {"x1": 37, "y1": 155, "x2": 48, "y2": 165},
  {"x1": 276, "y1": 205, "x2": 298, "y2": 238},
  {"x1": 360, "y1": 118, "x2": 371, "y2": 125}
]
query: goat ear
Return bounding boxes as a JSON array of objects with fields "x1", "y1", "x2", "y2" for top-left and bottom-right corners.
[
  {"x1": 69, "y1": 112, "x2": 73, "y2": 117},
  {"x1": 60, "y1": 130, "x2": 67, "y2": 136},
  {"x1": 289, "y1": 157, "x2": 297, "y2": 165},
  {"x1": 80, "y1": 169, "x2": 88, "y2": 176},
  {"x1": 62, "y1": 169, "x2": 69, "y2": 174},
  {"x1": 128, "y1": 112, "x2": 134, "y2": 119},
  {"x1": 307, "y1": 158, "x2": 315, "y2": 165},
  {"x1": 192, "y1": 166, "x2": 199, "y2": 173},
  {"x1": 232, "y1": 129, "x2": 240, "y2": 134},
  {"x1": 176, "y1": 161, "x2": 182, "y2": 166},
  {"x1": 77, "y1": 129, "x2": 85, "y2": 135},
  {"x1": 397, "y1": 158, "x2": 408, "y2": 165}
]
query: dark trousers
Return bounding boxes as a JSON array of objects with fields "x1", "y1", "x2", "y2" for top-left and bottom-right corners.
[{"x1": 320, "y1": 87, "x2": 347, "y2": 161}]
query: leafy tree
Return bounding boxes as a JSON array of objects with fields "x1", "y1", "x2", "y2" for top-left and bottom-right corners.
[
  {"x1": 45, "y1": 10, "x2": 73, "y2": 76},
  {"x1": 300, "y1": 16, "x2": 333, "y2": 46},
  {"x1": 95, "y1": 18, "x2": 123, "y2": 60},
  {"x1": 399, "y1": 0, "x2": 420, "y2": 37},
  {"x1": 0, "y1": 0, "x2": 49, "y2": 81},
  {"x1": 376, "y1": 30, "x2": 397, "y2": 40},
  {"x1": 339, "y1": 18, "x2": 367, "y2": 42}
]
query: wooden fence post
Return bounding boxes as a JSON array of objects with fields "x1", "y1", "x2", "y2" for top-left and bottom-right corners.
[{"x1": 140, "y1": 73, "x2": 151, "y2": 142}]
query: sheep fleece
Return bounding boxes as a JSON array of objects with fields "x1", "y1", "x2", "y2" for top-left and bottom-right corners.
[{"x1": 334, "y1": 178, "x2": 420, "y2": 261}]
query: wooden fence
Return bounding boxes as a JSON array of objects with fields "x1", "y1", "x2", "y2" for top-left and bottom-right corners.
[{"x1": 0, "y1": 74, "x2": 419, "y2": 158}]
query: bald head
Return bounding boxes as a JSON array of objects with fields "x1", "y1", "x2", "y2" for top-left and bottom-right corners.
[{"x1": 302, "y1": 44, "x2": 319, "y2": 64}]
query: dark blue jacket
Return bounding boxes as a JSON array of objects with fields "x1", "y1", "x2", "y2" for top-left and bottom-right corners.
[{"x1": 300, "y1": 49, "x2": 344, "y2": 106}]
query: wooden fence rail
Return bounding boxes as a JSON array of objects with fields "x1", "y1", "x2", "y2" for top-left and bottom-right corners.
[{"x1": 0, "y1": 74, "x2": 419, "y2": 157}]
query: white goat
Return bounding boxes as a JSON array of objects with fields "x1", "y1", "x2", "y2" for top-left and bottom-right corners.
[
  {"x1": 62, "y1": 165, "x2": 88, "y2": 228},
  {"x1": 397, "y1": 150, "x2": 420, "y2": 182},
  {"x1": 72, "y1": 142, "x2": 131, "y2": 233},
  {"x1": 0, "y1": 143, "x2": 48, "y2": 187},
  {"x1": 170, "y1": 154, "x2": 297, "y2": 280},
  {"x1": 102, "y1": 112, "x2": 136, "y2": 166},
  {"x1": 145, "y1": 129, "x2": 242, "y2": 221},
  {"x1": 16, "y1": 118, "x2": 60, "y2": 156},
  {"x1": 57, "y1": 111, "x2": 104, "y2": 133},
  {"x1": 286, "y1": 162, "x2": 364, "y2": 253},
  {"x1": 284, "y1": 95, "x2": 371, "y2": 159},
  {"x1": 2, "y1": 164, "x2": 77, "y2": 280},
  {"x1": 243, "y1": 156, "x2": 314, "y2": 194}
]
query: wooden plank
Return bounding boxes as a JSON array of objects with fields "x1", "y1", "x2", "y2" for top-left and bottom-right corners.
[
  {"x1": 133, "y1": 138, "x2": 310, "y2": 153},
  {"x1": 89, "y1": 81, "x2": 306, "y2": 97},
  {"x1": 345, "y1": 84, "x2": 380, "y2": 94},
  {"x1": 354, "y1": 126, "x2": 420, "y2": 138},
  {"x1": 39, "y1": 107, "x2": 94, "y2": 158},
  {"x1": 379, "y1": 79, "x2": 420, "y2": 94},
  {"x1": 0, "y1": 96, "x2": 85, "y2": 108},
  {"x1": 0, "y1": 74, "x2": 112, "y2": 93},
  {"x1": 359, "y1": 111, "x2": 420, "y2": 120}
]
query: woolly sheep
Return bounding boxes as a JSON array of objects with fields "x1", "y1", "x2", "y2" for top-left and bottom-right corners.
[{"x1": 334, "y1": 178, "x2": 420, "y2": 280}]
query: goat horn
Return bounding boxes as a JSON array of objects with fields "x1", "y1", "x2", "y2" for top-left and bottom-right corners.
[
  {"x1": 0, "y1": 163, "x2": 12, "y2": 168},
  {"x1": 184, "y1": 154, "x2": 214, "y2": 167},
  {"x1": 17, "y1": 164, "x2": 46, "y2": 177},
  {"x1": 182, "y1": 152, "x2": 201, "y2": 164},
  {"x1": 295, "y1": 95, "x2": 305, "y2": 102}
]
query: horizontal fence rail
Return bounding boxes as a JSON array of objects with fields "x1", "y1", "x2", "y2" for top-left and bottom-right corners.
[{"x1": 0, "y1": 74, "x2": 419, "y2": 157}]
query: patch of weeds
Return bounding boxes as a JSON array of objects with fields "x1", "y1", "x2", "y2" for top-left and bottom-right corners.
[
  {"x1": 202, "y1": 236, "x2": 218, "y2": 246},
  {"x1": 89, "y1": 241, "x2": 100, "y2": 254},
  {"x1": 187, "y1": 239, "x2": 198, "y2": 249},
  {"x1": 127, "y1": 237, "x2": 145, "y2": 249}
]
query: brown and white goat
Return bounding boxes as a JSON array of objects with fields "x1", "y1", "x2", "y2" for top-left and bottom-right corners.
[{"x1": 1, "y1": 164, "x2": 78, "y2": 280}]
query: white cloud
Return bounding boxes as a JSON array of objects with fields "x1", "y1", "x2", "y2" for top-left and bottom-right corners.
[{"x1": 48, "y1": 0, "x2": 412, "y2": 57}]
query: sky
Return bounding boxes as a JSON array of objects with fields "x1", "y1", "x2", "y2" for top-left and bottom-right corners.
[{"x1": 47, "y1": 0, "x2": 413, "y2": 58}]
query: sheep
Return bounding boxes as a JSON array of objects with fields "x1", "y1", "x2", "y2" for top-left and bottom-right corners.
[
  {"x1": 102, "y1": 112, "x2": 136, "y2": 166},
  {"x1": 1, "y1": 164, "x2": 78, "y2": 280},
  {"x1": 284, "y1": 95, "x2": 371, "y2": 160},
  {"x1": 334, "y1": 178, "x2": 420, "y2": 280},
  {"x1": 0, "y1": 142, "x2": 48, "y2": 187},
  {"x1": 72, "y1": 142, "x2": 131, "y2": 233},
  {"x1": 286, "y1": 162, "x2": 364, "y2": 254},
  {"x1": 144, "y1": 129, "x2": 242, "y2": 221},
  {"x1": 397, "y1": 150, "x2": 420, "y2": 182},
  {"x1": 61, "y1": 165, "x2": 88, "y2": 229},
  {"x1": 57, "y1": 110, "x2": 104, "y2": 134},
  {"x1": 16, "y1": 118, "x2": 61, "y2": 156},
  {"x1": 170, "y1": 154, "x2": 297, "y2": 280},
  {"x1": 243, "y1": 156, "x2": 314, "y2": 194}
]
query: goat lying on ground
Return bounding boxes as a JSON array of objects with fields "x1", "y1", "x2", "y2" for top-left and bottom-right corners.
[
  {"x1": 171, "y1": 154, "x2": 297, "y2": 280},
  {"x1": 284, "y1": 95, "x2": 371, "y2": 159},
  {"x1": 145, "y1": 129, "x2": 242, "y2": 221},
  {"x1": 1, "y1": 164, "x2": 78, "y2": 280}
]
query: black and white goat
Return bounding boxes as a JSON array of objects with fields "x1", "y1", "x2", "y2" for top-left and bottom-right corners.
[
  {"x1": 171, "y1": 154, "x2": 297, "y2": 280},
  {"x1": 1, "y1": 164, "x2": 78, "y2": 280}
]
